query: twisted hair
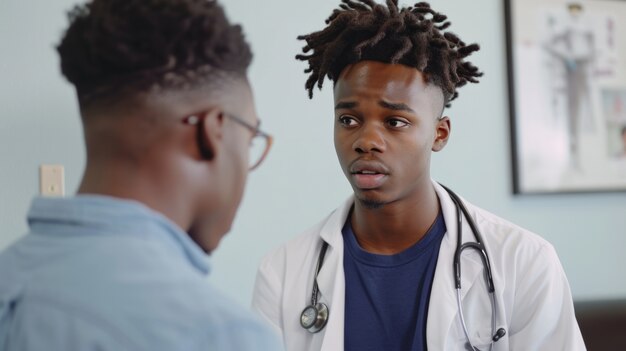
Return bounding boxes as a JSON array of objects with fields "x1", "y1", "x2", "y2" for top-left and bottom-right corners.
[
  {"x1": 296, "y1": 0, "x2": 482, "y2": 107},
  {"x1": 57, "y1": 0, "x2": 252, "y2": 106}
]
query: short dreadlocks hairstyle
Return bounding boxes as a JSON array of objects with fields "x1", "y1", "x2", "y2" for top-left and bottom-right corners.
[
  {"x1": 57, "y1": 0, "x2": 252, "y2": 107},
  {"x1": 296, "y1": 0, "x2": 482, "y2": 107}
]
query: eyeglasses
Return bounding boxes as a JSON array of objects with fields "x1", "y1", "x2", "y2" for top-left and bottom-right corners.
[{"x1": 182, "y1": 112, "x2": 273, "y2": 171}]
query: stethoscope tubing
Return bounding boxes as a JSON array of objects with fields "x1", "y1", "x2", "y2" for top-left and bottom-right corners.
[
  {"x1": 311, "y1": 242, "x2": 329, "y2": 306},
  {"x1": 441, "y1": 184, "x2": 502, "y2": 350}
]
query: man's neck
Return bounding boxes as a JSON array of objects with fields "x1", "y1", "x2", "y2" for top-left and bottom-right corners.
[
  {"x1": 350, "y1": 184, "x2": 440, "y2": 255},
  {"x1": 78, "y1": 161, "x2": 193, "y2": 231}
]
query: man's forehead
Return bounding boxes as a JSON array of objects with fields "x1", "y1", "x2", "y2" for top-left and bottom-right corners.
[
  {"x1": 334, "y1": 61, "x2": 444, "y2": 110},
  {"x1": 338, "y1": 61, "x2": 427, "y2": 85}
]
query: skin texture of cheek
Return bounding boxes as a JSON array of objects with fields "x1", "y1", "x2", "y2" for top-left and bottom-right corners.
[
  {"x1": 192, "y1": 129, "x2": 249, "y2": 253},
  {"x1": 218, "y1": 133, "x2": 249, "y2": 236},
  {"x1": 347, "y1": 133, "x2": 436, "y2": 209}
]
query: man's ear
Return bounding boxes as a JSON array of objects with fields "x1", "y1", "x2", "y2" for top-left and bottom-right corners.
[
  {"x1": 197, "y1": 108, "x2": 225, "y2": 161},
  {"x1": 432, "y1": 116, "x2": 450, "y2": 152}
]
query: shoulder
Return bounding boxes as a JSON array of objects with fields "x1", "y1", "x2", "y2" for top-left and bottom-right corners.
[
  {"x1": 3, "y1": 283, "x2": 280, "y2": 351},
  {"x1": 0, "y1": 236, "x2": 277, "y2": 350},
  {"x1": 434, "y1": 183, "x2": 552, "y2": 257},
  {"x1": 465, "y1": 201, "x2": 562, "y2": 271},
  {"x1": 473, "y1": 204, "x2": 549, "y2": 245},
  {"x1": 0, "y1": 300, "x2": 141, "y2": 350}
]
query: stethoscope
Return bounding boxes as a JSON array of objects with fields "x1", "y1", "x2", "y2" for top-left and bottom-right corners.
[{"x1": 299, "y1": 185, "x2": 507, "y2": 351}]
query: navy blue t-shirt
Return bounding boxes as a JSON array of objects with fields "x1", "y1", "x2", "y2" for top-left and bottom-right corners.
[{"x1": 343, "y1": 211, "x2": 446, "y2": 351}]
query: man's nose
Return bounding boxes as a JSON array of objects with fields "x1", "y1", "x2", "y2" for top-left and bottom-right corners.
[{"x1": 352, "y1": 123, "x2": 385, "y2": 154}]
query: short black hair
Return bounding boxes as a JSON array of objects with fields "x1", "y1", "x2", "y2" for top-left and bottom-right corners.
[
  {"x1": 57, "y1": 0, "x2": 252, "y2": 107},
  {"x1": 296, "y1": 0, "x2": 482, "y2": 107}
]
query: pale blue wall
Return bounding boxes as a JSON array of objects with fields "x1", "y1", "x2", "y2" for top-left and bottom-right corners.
[{"x1": 1, "y1": 0, "x2": 625, "y2": 308}]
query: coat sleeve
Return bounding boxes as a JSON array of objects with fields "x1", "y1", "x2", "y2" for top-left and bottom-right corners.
[
  {"x1": 251, "y1": 248, "x2": 285, "y2": 340},
  {"x1": 508, "y1": 243, "x2": 586, "y2": 350}
]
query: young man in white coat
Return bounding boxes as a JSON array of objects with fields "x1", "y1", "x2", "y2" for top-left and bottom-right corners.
[{"x1": 252, "y1": 1, "x2": 586, "y2": 350}]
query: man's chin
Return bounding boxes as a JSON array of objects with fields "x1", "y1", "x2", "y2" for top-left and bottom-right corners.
[{"x1": 354, "y1": 192, "x2": 387, "y2": 210}]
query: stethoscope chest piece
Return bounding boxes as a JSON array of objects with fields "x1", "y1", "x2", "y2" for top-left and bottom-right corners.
[{"x1": 300, "y1": 302, "x2": 329, "y2": 333}]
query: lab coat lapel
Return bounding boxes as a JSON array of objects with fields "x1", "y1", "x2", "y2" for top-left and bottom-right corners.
[
  {"x1": 317, "y1": 198, "x2": 352, "y2": 351},
  {"x1": 428, "y1": 183, "x2": 485, "y2": 350}
]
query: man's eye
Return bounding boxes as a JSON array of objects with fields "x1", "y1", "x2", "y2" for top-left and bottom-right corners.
[
  {"x1": 387, "y1": 118, "x2": 409, "y2": 128},
  {"x1": 339, "y1": 115, "x2": 358, "y2": 126}
]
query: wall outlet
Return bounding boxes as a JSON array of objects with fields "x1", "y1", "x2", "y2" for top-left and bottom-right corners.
[{"x1": 40, "y1": 164, "x2": 65, "y2": 197}]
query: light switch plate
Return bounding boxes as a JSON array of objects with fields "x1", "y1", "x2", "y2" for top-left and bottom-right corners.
[{"x1": 40, "y1": 164, "x2": 65, "y2": 196}]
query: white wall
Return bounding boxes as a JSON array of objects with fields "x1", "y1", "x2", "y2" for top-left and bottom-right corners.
[{"x1": 1, "y1": 0, "x2": 625, "y2": 308}]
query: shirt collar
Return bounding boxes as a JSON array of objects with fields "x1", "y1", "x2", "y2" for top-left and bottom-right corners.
[{"x1": 27, "y1": 195, "x2": 211, "y2": 274}]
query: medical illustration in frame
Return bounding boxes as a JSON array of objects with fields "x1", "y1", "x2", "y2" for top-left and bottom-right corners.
[{"x1": 505, "y1": 0, "x2": 626, "y2": 193}]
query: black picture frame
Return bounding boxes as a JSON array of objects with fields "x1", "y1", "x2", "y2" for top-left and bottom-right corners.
[{"x1": 505, "y1": 0, "x2": 626, "y2": 194}]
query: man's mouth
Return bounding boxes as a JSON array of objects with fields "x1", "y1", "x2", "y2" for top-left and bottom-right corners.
[
  {"x1": 349, "y1": 162, "x2": 390, "y2": 189},
  {"x1": 349, "y1": 160, "x2": 390, "y2": 175},
  {"x1": 351, "y1": 172, "x2": 387, "y2": 189}
]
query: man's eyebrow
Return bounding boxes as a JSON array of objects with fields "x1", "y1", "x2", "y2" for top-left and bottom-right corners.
[
  {"x1": 379, "y1": 100, "x2": 415, "y2": 113},
  {"x1": 335, "y1": 101, "x2": 358, "y2": 110}
]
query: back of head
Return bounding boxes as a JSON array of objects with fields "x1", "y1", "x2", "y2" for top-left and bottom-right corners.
[
  {"x1": 57, "y1": 0, "x2": 252, "y2": 111},
  {"x1": 55, "y1": 0, "x2": 257, "y2": 251},
  {"x1": 296, "y1": 0, "x2": 482, "y2": 107}
]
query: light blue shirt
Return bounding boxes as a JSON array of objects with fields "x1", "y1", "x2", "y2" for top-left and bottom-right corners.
[{"x1": 0, "y1": 195, "x2": 282, "y2": 351}]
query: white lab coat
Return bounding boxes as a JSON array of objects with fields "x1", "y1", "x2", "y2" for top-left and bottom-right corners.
[{"x1": 252, "y1": 182, "x2": 586, "y2": 351}]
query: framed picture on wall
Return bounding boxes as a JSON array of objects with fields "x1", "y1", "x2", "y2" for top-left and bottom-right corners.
[{"x1": 505, "y1": 0, "x2": 626, "y2": 194}]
